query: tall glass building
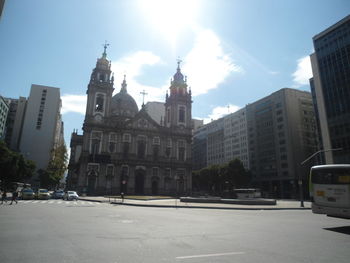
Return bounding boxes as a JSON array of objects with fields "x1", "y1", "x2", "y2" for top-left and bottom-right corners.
[{"x1": 310, "y1": 15, "x2": 350, "y2": 164}]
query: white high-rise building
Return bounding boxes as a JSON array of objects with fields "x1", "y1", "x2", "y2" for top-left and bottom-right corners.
[
  {"x1": 20, "y1": 84, "x2": 63, "y2": 175},
  {"x1": 223, "y1": 108, "x2": 249, "y2": 169}
]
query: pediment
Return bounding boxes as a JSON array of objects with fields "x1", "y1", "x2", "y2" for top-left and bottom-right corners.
[{"x1": 129, "y1": 109, "x2": 161, "y2": 131}]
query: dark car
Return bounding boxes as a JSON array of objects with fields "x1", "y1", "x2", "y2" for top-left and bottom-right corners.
[{"x1": 52, "y1": 190, "x2": 64, "y2": 199}]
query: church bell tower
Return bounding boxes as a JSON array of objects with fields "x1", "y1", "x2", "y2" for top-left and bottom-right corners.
[
  {"x1": 85, "y1": 43, "x2": 114, "y2": 123},
  {"x1": 164, "y1": 60, "x2": 192, "y2": 130}
]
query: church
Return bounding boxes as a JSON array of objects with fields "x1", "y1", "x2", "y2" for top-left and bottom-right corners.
[{"x1": 67, "y1": 46, "x2": 193, "y2": 196}]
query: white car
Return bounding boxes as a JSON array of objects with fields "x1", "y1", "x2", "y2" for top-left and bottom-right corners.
[{"x1": 63, "y1": 191, "x2": 79, "y2": 201}]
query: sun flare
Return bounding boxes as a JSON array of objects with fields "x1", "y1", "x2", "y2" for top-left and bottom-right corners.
[{"x1": 137, "y1": 0, "x2": 200, "y2": 46}]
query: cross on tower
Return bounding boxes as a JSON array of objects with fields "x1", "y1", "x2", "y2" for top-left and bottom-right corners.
[
  {"x1": 140, "y1": 90, "x2": 148, "y2": 106},
  {"x1": 177, "y1": 57, "x2": 182, "y2": 68},
  {"x1": 102, "y1": 41, "x2": 110, "y2": 57}
]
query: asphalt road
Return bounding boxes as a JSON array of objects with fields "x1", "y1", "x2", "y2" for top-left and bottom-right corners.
[{"x1": 0, "y1": 200, "x2": 349, "y2": 263}]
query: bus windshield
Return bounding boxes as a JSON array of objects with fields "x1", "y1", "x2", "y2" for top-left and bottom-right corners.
[{"x1": 311, "y1": 168, "x2": 350, "y2": 184}]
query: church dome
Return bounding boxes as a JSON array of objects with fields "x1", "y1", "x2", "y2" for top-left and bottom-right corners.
[{"x1": 110, "y1": 77, "x2": 139, "y2": 117}]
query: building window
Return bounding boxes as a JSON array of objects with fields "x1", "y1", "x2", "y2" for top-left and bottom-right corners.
[
  {"x1": 90, "y1": 131, "x2": 102, "y2": 154},
  {"x1": 177, "y1": 140, "x2": 186, "y2": 161},
  {"x1": 153, "y1": 145, "x2": 159, "y2": 161},
  {"x1": 153, "y1": 137, "x2": 160, "y2": 145},
  {"x1": 167, "y1": 108, "x2": 170, "y2": 123},
  {"x1": 99, "y1": 74, "x2": 105, "y2": 82},
  {"x1": 178, "y1": 106, "x2": 185, "y2": 123},
  {"x1": 166, "y1": 138, "x2": 172, "y2": 157},
  {"x1": 95, "y1": 94, "x2": 104, "y2": 112},
  {"x1": 164, "y1": 168, "x2": 171, "y2": 177},
  {"x1": 123, "y1": 142, "x2": 129, "y2": 159},
  {"x1": 120, "y1": 165, "x2": 129, "y2": 184},
  {"x1": 152, "y1": 167, "x2": 159, "y2": 177},
  {"x1": 109, "y1": 133, "x2": 117, "y2": 153},
  {"x1": 137, "y1": 136, "x2": 147, "y2": 159},
  {"x1": 123, "y1": 133, "x2": 131, "y2": 143},
  {"x1": 36, "y1": 89, "x2": 47, "y2": 130},
  {"x1": 106, "y1": 165, "x2": 114, "y2": 177}
]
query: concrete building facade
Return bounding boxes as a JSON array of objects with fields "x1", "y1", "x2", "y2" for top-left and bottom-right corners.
[
  {"x1": 19, "y1": 84, "x2": 63, "y2": 178},
  {"x1": 247, "y1": 88, "x2": 318, "y2": 198},
  {"x1": 310, "y1": 15, "x2": 350, "y2": 164},
  {"x1": 224, "y1": 108, "x2": 249, "y2": 169},
  {"x1": 0, "y1": 96, "x2": 9, "y2": 140},
  {"x1": 4, "y1": 97, "x2": 27, "y2": 151}
]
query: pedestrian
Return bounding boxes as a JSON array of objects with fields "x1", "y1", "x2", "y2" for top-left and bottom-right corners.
[
  {"x1": 1, "y1": 190, "x2": 7, "y2": 204},
  {"x1": 10, "y1": 190, "x2": 18, "y2": 205}
]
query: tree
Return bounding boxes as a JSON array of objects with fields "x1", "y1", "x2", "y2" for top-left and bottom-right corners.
[
  {"x1": 0, "y1": 141, "x2": 36, "y2": 189},
  {"x1": 39, "y1": 144, "x2": 68, "y2": 189},
  {"x1": 192, "y1": 158, "x2": 251, "y2": 196},
  {"x1": 224, "y1": 159, "x2": 251, "y2": 188}
]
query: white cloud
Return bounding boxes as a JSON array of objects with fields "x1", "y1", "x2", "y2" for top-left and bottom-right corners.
[
  {"x1": 61, "y1": 94, "x2": 86, "y2": 115},
  {"x1": 200, "y1": 104, "x2": 241, "y2": 124},
  {"x1": 111, "y1": 51, "x2": 164, "y2": 108},
  {"x1": 292, "y1": 56, "x2": 313, "y2": 86},
  {"x1": 183, "y1": 29, "x2": 243, "y2": 96}
]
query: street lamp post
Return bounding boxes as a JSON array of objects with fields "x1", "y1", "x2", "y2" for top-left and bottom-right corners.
[{"x1": 299, "y1": 148, "x2": 342, "y2": 207}]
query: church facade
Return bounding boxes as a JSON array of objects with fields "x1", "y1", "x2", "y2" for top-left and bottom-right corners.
[{"x1": 67, "y1": 48, "x2": 193, "y2": 196}]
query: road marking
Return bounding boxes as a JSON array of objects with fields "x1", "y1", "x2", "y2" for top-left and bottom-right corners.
[
  {"x1": 41, "y1": 201, "x2": 48, "y2": 204},
  {"x1": 176, "y1": 252, "x2": 245, "y2": 259},
  {"x1": 32, "y1": 200, "x2": 39, "y2": 203},
  {"x1": 48, "y1": 201, "x2": 54, "y2": 204},
  {"x1": 57, "y1": 201, "x2": 62, "y2": 204}
]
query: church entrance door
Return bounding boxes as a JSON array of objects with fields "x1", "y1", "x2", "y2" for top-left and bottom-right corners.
[
  {"x1": 135, "y1": 170, "x2": 145, "y2": 194},
  {"x1": 87, "y1": 176, "x2": 96, "y2": 195},
  {"x1": 152, "y1": 180, "x2": 158, "y2": 195}
]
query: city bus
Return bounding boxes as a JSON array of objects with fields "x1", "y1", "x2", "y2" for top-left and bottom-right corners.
[{"x1": 309, "y1": 164, "x2": 350, "y2": 219}]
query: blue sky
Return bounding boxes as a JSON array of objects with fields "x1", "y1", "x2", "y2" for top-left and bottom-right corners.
[{"x1": 1, "y1": 0, "x2": 349, "y2": 147}]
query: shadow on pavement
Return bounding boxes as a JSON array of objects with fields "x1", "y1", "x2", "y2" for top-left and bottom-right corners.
[{"x1": 324, "y1": 226, "x2": 350, "y2": 235}]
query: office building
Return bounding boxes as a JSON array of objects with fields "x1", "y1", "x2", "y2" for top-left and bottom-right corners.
[
  {"x1": 0, "y1": 96, "x2": 9, "y2": 140},
  {"x1": 20, "y1": 84, "x2": 63, "y2": 178},
  {"x1": 4, "y1": 97, "x2": 27, "y2": 151},
  {"x1": 224, "y1": 108, "x2": 249, "y2": 169},
  {"x1": 247, "y1": 88, "x2": 317, "y2": 198},
  {"x1": 310, "y1": 15, "x2": 350, "y2": 164}
]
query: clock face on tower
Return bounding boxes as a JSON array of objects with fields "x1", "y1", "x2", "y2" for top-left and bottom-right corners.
[{"x1": 94, "y1": 114, "x2": 103, "y2": 122}]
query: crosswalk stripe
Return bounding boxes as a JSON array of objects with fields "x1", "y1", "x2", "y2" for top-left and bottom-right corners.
[{"x1": 16, "y1": 200, "x2": 106, "y2": 205}]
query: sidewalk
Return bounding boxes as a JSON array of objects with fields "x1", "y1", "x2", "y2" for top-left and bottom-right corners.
[{"x1": 79, "y1": 196, "x2": 311, "y2": 210}]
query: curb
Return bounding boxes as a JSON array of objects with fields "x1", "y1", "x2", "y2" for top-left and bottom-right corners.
[
  {"x1": 79, "y1": 198, "x2": 108, "y2": 203},
  {"x1": 110, "y1": 201, "x2": 311, "y2": 211}
]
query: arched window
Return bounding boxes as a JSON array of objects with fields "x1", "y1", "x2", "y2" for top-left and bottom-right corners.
[
  {"x1": 95, "y1": 94, "x2": 104, "y2": 112},
  {"x1": 179, "y1": 106, "x2": 185, "y2": 123},
  {"x1": 99, "y1": 74, "x2": 105, "y2": 82}
]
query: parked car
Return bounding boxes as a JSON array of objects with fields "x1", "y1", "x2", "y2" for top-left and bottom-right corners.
[
  {"x1": 52, "y1": 190, "x2": 64, "y2": 199},
  {"x1": 35, "y1": 189, "x2": 50, "y2": 200},
  {"x1": 21, "y1": 188, "x2": 35, "y2": 200},
  {"x1": 63, "y1": 191, "x2": 79, "y2": 201}
]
